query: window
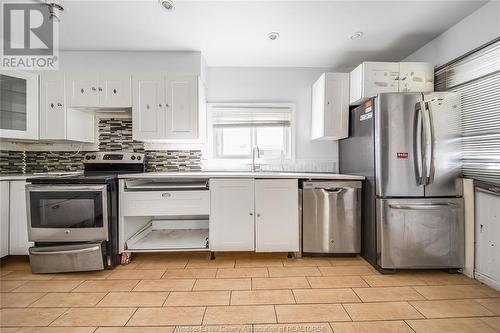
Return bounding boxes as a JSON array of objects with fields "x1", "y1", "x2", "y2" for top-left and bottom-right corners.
[
  {"x1": 207, "y1": 103, "x2": 294, "y2": 161},
  {"x1": 435, "y1": 38, "x2": 500, "y2": 184}
]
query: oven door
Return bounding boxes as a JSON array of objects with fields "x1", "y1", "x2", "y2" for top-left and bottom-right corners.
[{"x1": 26, "y1": 184, "x2": 108, "y2": 242}]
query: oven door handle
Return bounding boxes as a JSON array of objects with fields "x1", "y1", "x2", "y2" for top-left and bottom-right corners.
[
  {"x1": 30, "y1": 245, "x2": 101, "y2": 255},
  {"x1": 26, "y1": 185, "x2": 108, "y2": 192}
]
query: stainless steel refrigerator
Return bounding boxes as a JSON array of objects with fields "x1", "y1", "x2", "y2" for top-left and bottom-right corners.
[{"x1": 339, "y1": 92, "x2": 464, "y2": 271}]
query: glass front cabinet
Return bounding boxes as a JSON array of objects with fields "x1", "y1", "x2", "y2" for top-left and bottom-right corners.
[{"x1": 0, "y1": 71, "x2": 39, "y2": 140}]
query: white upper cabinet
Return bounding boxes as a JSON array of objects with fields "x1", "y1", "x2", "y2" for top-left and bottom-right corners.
[
  {"x1": 349, "y1": 62, "x2": 434, "y2": 105},
  {"x1": 40, "y1": 72, "x2": 66, "y2": 140},
  {"x1": 66, "y1": 73, "x2": 132, "y2": 108},
  {"x1": 65, "y1": 73, "x2": 100, "y2": 107},
  {"x1": 133, "y1": 74, "x2": 200, "y2": 141},
  {"x1": 100, "y1": 74, "x2": 132, "y2": 108},
  {"x1": 165, "y1": 75, "x2": 198, "y2": 140},
  {"x1": 209, "y1": 178, "x2": 255, "y2": 251},
  {"x1": 40, "y1": 73, "x2": 94, "y2": 143},
  {"x1": 311, "y1": 73, "x2": 350, "y2": 140},
  {"x1": 398, "y1": 62, "x2": 434, "y2": 93},
  {"x1": 0, "y1": 71, "x2": 39, "y2": 140},
  {"x1": 255, "y1": 179, "x2": 299, "y2": 252},
  {"x1": 132, "y1": 74, "x2": 165, "y2": 140}
]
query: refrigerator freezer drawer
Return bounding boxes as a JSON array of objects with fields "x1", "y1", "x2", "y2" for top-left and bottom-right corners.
[{"x1": 377, "y1": 198, "x2": 464, "y2": 269}]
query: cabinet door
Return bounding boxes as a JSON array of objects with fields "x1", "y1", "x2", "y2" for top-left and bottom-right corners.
[
  {"x1": 0, "y1": 181, "x2": 9, "y2": 258},
  {"x1": 132, "y1": 74, "x2": 165, "y2": 140},
  {"x1": 475, "y1": 189, "x2": 500, "y2": 284},
  {"x1": 165, "y1": 75, "x2": 198, "y2": 140},
  {"x1": 100, "y1": 74, "x2": 132, "y2": 108},
  {"x1": 40, "y1": 73, "x2": 66, "y2": 140},
  {"x1": 363, "y1": 62, "x2": 400, "y2": 98},
  {"x1": 0, "y1": 71, "x2": 39, "y2": 140},
  {"x1": 255, "y1": 179, "x2": 299, "y2": 252},
  {"x1": 209, "y1": 179, "x2": 255, "y2": 251},
  {"x1": 324, "y1": 73, "x2": 349, "y2": 139},
  {"x1": 399, "y1": 62, "x2": 434, "y2": 93},
  {"x1": 65, "y1": 73, "x2": 100, "y2": 107},
  {"x1": 9, "y1": 181, "x2": 33, "y2": 255}
]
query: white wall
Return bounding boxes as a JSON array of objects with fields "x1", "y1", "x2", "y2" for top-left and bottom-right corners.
[
  {"x1": 404, "y1": 1, "x2": 500, "y2": 66},
  {"x1": 206, "y1": 67, "x2": 338, "y2": 162}
]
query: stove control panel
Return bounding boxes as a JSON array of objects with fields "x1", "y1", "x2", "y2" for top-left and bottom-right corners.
[{"x1": 84, "y1": 152, "x2": 145, "y2": 164}]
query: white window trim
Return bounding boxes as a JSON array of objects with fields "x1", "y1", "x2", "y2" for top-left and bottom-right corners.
[{"x1": 205, "y1": 102, "x2": 296, "y2": 163}]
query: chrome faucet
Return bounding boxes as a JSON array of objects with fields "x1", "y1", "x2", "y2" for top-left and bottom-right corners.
[{"x1": 252, "y1": 146, "x2": 261, "y2": 172}]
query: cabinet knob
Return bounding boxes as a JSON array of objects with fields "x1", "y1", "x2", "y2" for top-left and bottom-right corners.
[
  {"x1": 146, "y1": 104, "x2": 150, "y2": 110},
  {"x1": 159, "y1": 104, "x2": 162, "y2": 107},
  {"x1": 249, "y1": 212, "x2": 253, "y2": 216},
  {"x1": 92, "y1": 87, "x2": 97, "y2": 91},
  {"x1": 165, "y1": 103, "x2": 169, "y2": 107},
  {"x1": 57, "y1": 102, "x2": 62, "y2": 107},
  {"x1": 113, "y1": 88, "x2": 117, "y2": 94},
  {"x1": 98, "y1": 87, "x2": 103, "y2": 92},
  {"x1": 80, "y1": 88, "x2": 84, "y2": 94},
  {"x1": 50, "y1": 103, "x2": 54, "y2": 108},
  {"x1": 257, "y1": 213, "x2": 261, "y2": 217},
  {"x1": 162, "y1": 193, "x2": 171, "y2": 198},
  {"x1": 327, "y1": 101, "x2": 330, "y2": 105}
]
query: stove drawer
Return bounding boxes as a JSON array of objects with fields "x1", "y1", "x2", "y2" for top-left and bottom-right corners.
[
  {"x1": 121, "y1": 190, "x2": 210, "y2": 216},
  {"x1": 29, "y1": 242, "x2": 106, "y2": 273}
]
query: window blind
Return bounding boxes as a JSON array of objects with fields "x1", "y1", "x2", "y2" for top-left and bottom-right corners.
[
  {"x1": 211, "y1": 106, "x2": 292, "y2": 128},
  {"x1": 435, "y1": 39, "x2": 500, "y2": 184}
]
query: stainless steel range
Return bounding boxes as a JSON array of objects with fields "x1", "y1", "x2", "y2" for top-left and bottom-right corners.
[{"x1": 26, "y1": 152, "x2": 145, "y2": 273}]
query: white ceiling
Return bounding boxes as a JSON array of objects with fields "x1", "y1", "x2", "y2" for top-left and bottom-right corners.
[{"x1": 57, "y1": 0, "x2": 486, "y2": 68}]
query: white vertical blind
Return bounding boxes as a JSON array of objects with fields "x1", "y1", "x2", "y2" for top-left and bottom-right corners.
[{"x1": 435, "y1": 39, "x2": 500, "y2": 184}]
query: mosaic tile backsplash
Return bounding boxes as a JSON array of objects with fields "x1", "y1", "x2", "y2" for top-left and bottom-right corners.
[
  {"x1": 0, "y1": 118, "x2": 202, "y2": 174},
  {"x1": 0, "y1": 150, "x2": 25, "y2": 174},
  {"x1": 25, "y1": 151, "x2": 85, "y2": 174}
]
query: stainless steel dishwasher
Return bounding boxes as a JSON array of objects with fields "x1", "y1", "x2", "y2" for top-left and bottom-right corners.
[{"x1": 302, "y1": 181, "x2": 362, "y2": 254}]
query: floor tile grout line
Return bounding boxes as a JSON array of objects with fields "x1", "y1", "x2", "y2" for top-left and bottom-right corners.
[
  {"x1": 45, "y1": 306, "x2": 70, "y2": 327},
  {"x1": 123, "y1": 306, "x2": 140, "y2": 327},
  {"x1": 340, "y1": 303, "x2": 353, "y2": 322},
  {"x1": 201, "y1": 305, "x2": 208, "y2": 325},
  {"x1": 403, "y1": 319, "x2": 418, "y2": 333}
]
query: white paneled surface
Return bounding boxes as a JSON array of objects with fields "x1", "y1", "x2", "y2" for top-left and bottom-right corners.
[
  {"x1": 0, "y1": 182, "x2": 9, "y2": 258},
  {"x1": 255, "y1": 179, "x2": 299, "y2": 252},
  {"x1": 311, "y1": 73, "x2": 350, "y2": 140},
  {"x1": 40, "y1": 72, "x2": 66, "y2": 140},
  {"x1": 209, "y1": 178, "x2": 255, "y2": 251},
  {"x1": 165, "y1": 75, "x2": 199, "y2": 140},
  {"x1": 475, "y1": 187, "x2": 500, "y2": 290},
  {"x1": 9, "y1": 181, "x2": 33, "y2": 255},
  {"x1": 132, "y1": 74, "x2": 165, "y2": 140}
]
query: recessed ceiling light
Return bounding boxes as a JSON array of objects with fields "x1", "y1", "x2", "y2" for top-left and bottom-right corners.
[
  {"x1": 267, "y1": 32, "x2": 280, "y2": 41},
  {"x1": 349, "y1": 31, "x2": 364, "y2": 40},
  {"x1": 159, "y1": 0, "x2": 174, "y2": 11}
]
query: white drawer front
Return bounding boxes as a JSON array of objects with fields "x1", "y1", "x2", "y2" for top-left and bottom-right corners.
[{"x1": 122, "y1": 190, "x2": 210, "y2": 216}]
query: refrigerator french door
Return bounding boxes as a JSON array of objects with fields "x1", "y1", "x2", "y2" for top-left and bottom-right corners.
[{"x1": 339, "y1": 92, "x2": 464, "y2": 270}]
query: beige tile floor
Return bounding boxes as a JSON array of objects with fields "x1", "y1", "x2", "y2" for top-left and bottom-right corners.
[{"x1": 0, "y1": 252, "x2": 499, "y2": 332}]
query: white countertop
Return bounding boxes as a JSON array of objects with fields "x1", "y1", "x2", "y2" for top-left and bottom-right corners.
[
  {"x1": 118, "y1": 171, "x2": 365, "y2": 180},
  {"x1": 0, "y1": 172, "x2": 83, "y2": 181}
]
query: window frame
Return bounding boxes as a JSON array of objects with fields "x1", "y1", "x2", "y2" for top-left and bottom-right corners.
[{"x1": 206, "y1": 102, "x2": 296, "y2": 163}]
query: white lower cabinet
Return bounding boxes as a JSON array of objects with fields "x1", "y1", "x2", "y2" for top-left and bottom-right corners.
[
  {"x1": 209, "y1": 178, "x2": 299, "y2": 252},
  {"x1": 9, "y1": 181, "x2": 33, "y2": 255},
  {"x1": 255, "y1": 179, "x2": 299, "y2": 252},
  {"x1": 209, "y1": 178, "x2": 255, "y2": 251},
  {"x1": 0, "y1": 181, "x2": 10, "y2": 258}
]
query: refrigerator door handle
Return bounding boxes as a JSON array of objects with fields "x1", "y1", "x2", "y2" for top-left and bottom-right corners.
[
  {"x1": 413, "y1": 102, "x2": 424, "y2": 185},
  {"x1": 388, "y1": 203, "x2": 459, "y2": 210},
  {"x1": 424, "y1": 101, "x2": 435, "y2": 185}
]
